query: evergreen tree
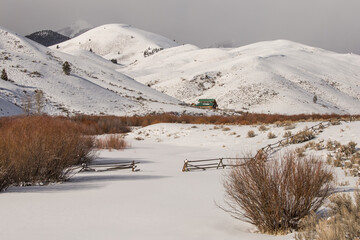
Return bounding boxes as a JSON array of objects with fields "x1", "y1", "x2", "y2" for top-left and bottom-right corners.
[
  {"x1": 1, "y1": 69, "x2": 8, "y2": 81},
  {"x1": 313, "y1": 95, "x2": 318, "y2": 103},
  {"x1": 62, "y1": 61, "x2": 71, "y2": 75}
]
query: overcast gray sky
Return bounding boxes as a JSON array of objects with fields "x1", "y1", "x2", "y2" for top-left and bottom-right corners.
[{"x1": 1, "y1": 0, "x2": 360, "y2": 54}]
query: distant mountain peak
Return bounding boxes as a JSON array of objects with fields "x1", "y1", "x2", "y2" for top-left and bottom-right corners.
[{"x1": 25, "y1": 30, "x2": 70, "y2": 47}]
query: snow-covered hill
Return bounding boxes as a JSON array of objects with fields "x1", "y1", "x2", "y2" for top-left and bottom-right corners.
[
  {"x1": 121, "y1": 40, "x2": 360, "y2": 115},
  {"x1": 2, "y1": 23, "x2": 360, "y2": 116},
  {"x1": 52, "y1": 24, "x2": 179, "y2": 65},
  {"x1": 0, "y1": 27, "x2": 206, "y2": 116}
]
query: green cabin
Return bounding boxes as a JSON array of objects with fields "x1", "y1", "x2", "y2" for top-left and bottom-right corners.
[{"x1": 195, "y1": 99, "x2": 218, "y2": 109}]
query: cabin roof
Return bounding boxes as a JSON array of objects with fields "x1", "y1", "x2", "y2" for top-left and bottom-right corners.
[{"x1": 198, "y1": 99, "x2": 216, "y2": 102}]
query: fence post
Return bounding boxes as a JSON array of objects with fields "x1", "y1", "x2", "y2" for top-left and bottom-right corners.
[
  {"x1": 132, "y1": 160, "x2": 135, "y2": 172},
  {"x1": 217, "y1": 158, "x2": 224, "y2": 169},
  {"x1": 182, "y1": 160, "x2": 188, "y2": 172}
]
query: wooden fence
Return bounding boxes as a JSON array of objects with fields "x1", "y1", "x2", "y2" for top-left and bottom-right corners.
[
  {"x1": 81, "y1": 160, "x2": 140, "y2": 172},
  {"x1": 182, "y1": 118, "x2": 350, "y2": 172},
  {"x1": 182, "y1": 158, "x2": 252, "y2": 172}
]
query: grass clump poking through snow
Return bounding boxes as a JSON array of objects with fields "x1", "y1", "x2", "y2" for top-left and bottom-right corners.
[
  {"x1": 247, "y1": 130, "x2": 256, "y2": 138},
  {"x1": 267, "y1": 132, "x2": 277, "y2": 139},
  {"x1": 290, "y1": 128, "x2": 315, "y2": 144},
  {"x1": 95, "y1": 135, "x2": 128, "y2": 150},
  {"x1": 222, "y1": 151, "x2": 334, "y2": 234},
  {"x1": 0, "y1": 116, "x2": 94, "y2": 190},
  {"x1": 295, "y1": 191, "x2": 360, "y2": 240}
]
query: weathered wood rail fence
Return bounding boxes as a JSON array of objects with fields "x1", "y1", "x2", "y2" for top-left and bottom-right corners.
[
  {"x1": 254, "y1": 121, "x2": 332, "y2": 159},
  {"x1": 182, "y1": 118, "x2": 351, "y2": 172},
  {"x1": 81, "y1": 160, "x2": 140, "y2": 172},
  {"x1": 182, "y1": 158, "x2": 252, "y2": 172}
]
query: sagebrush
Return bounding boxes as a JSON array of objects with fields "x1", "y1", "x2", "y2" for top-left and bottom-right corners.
[{"x1": 296, "y1": 191, "x2": 360, "y2": 240}]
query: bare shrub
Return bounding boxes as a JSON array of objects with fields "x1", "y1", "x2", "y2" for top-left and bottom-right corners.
[
  {"x1": 95, "y1": 135, "x2": 128, "y2": 150},
  {"x1": 267, "y1": 132, "x2": 277, "y2": 139},
  {"x1": 222, "y1": 127, "x2": 231, "y2": 131},
  {"x1": 73, "y1": 113, "x2": 358, "y2": 128},
  {"x1": 0, "y1": 165, "x2": 13, "y2": 191},
  {"x1": 290, "y1": 128, "x2": 315, "y2": 144},
  {"x1": 296, "y1": 147, "x2": 306, "y2": 157},
  {"x1": 283, "y1": 131, "x2": 292, "y2": 138},
  {"x1": 296, "y1": 191, "x2": 360, "y2": 240},
  {"x1": 284, "y1": 123, "x2": 296, "y2": 130},
  {"x1": 222, "y1": 151, "x2": 334, "y2": 234},
  {"x1": 247, "y1": 130, "x2": 256, "y2": 138},
  {"x1": 70, "y1": 115, "x2": 131, "y2": 135},
  {"x1": 339, "y1": 141, "x2": 357, "y2": 157},
  {"x1": 0, "y1": 116, "x2": 94, "y2": 188},
  {"x1": 258, "y1": 125, "x2": 269, "y2": 131}
]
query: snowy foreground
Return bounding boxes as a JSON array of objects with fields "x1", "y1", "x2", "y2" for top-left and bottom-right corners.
[{"x1": 1, "y1": 121, "x2": 359, "y2": 240}]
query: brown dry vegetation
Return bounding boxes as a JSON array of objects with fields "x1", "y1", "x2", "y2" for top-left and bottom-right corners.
[
  {"x1": 71, "y1": 113, "x2": 359, "y2": 129},
  {"x1": 0, "y1": 116, "x2": 94, "y2": 191},
  {"x1": 222, "y1": 151, "x2": 334, "y2": 234},
  {"x1": 296, "y1": 191, "x2": 360, "y2": 240},
  {"x1": 1, "y1": 113, "x2": 358, "y2": 135},
  {"x1": 95, "y1": 135, "x2": 128, "y2": 150}
]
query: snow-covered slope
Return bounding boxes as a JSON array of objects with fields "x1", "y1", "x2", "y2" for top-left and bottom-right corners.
[
  {"x1": 0, "y1": 27, "x2": 206, "y2": 116},
  {"x1": 52, "y1": 24, "x2": 179, "y2": 65},
  {"x1": 0, "y1": 96, "x2": 23, "y2": 116},
  {"x1": 121, "y1": 40, "x2": 360, "y2": 115}
]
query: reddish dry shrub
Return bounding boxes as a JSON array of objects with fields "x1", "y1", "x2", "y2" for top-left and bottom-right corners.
[
  {"x1": 70, "y1": 115, "x2": 131, "y2": 135},
  {"x1": 73, "y1": 113, "x2": 358, "y2": 128},
  {"x1": 0, "y1": 116, "x2": 94, "y2": 190},
  {"x1": 222, "y1": 151, "x2": 334, "y2": 234},
  {"x1": 1, "y1": 114, "x2": 358, "y2": 132},
  {"x1": 95, "y1": 135, "x2": 128, "y2": 150}
]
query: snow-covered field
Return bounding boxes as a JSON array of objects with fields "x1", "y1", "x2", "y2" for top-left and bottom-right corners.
[{"x1": 1, "y1": 121, "x2": 359, "y2": 240}]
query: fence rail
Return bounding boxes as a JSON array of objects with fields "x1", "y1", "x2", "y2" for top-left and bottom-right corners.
[
  {"x1": 81, "y1": 160, "x2": 140, "y2": 172},
  {"x1": 182, "y1": 158, "x2": 252, "y2": 172},
  {"x1": 183, "y1": 118, "x2": 352, "y2": 172}
]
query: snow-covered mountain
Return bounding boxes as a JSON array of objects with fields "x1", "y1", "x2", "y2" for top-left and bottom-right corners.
[
  {"x1": 120, "y1": 40, "x2": 360, "y2": 115},
  {"x1": 25, "y1": 30, "x2": 70, "y2": 47},
  {"x1": 57, "y1": 20, "x2": 93, "y2": 38},
  {"x1": 2, "y1": 23, "x2": 360, "y2": 116},
  {"x1": 52, "y1": 24, "x2": 179, "y2": 65},
  {"x1": 0, "y1": 27, "x2": 207, "y2": 116}
]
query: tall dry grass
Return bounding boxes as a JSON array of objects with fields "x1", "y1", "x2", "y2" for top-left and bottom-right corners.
[
  {"x1": 1, "y1": 113, "x2": 357, "y2": 135},
  {"x1": 296, "y1": 191, "x2": 360, "y2": 240},
  {"x1": 70, "y1": 113, "x2": 359, "y2": 129},
  {"x1": 222, "y1": 151, "x2": 334, "y2": 234},
  {"x1": 95, "y1": 135, "x2": 128, "y2": 150},
  {"x1": 0, "y1": 116, "x2": 94, "y2": 190}
]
